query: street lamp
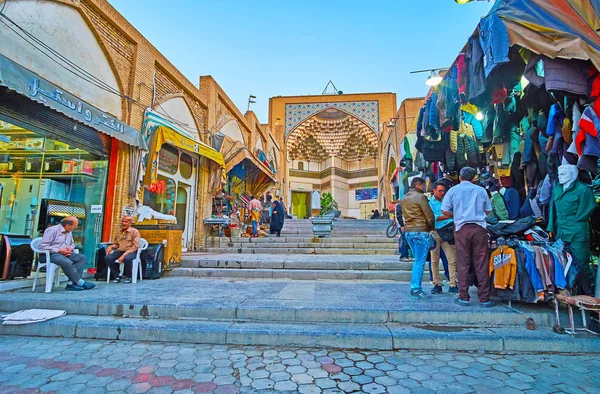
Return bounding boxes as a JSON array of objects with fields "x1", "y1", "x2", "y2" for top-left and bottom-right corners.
[{"x1": 425, "y1": 70, "x2": 443, "y2": 87}]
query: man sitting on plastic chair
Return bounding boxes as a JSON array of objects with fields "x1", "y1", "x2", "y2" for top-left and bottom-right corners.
[
  {"x1": 105, "y1": 216, "x2": 140, "y2": 284},
  {"x1": 39, "y1": 216, "x2": 96, "y2": 291}
]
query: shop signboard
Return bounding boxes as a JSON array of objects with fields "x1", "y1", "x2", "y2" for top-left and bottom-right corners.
[
  {"x1": 0, "y1": 54, "x2": 147, "y2": 150},
  {"x1": 355, "y1": 188, "x2": 378, "y2": 201}
]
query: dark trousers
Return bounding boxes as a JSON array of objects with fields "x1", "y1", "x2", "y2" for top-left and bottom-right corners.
[
  {"x1": 455, "y1": 224, "x2": 491, "y2": 302},
  {"x1": 105, "y1": 251, "x2": 135, "y2": 279},
  {"x1": 43, "y1": 253, "x2": 86, "y2": 284},
  {"x1": 270, "y1": 228, "x2": 281, "y2": 237},
  {"x1": 399, "y1": 232, "x2": 410, "y2": 258}
]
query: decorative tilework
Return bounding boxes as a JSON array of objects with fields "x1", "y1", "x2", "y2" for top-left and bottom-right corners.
[{"x1": 285, "y1": 101, "x2": 379, "y2": 136}]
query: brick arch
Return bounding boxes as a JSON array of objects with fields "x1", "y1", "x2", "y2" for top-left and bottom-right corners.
[
  {"x1": 153, "y1": 94, "x2": 202, "y2": 140},
  {"x1": 72, "y1": 0, "x2": 131, "y2": 120}
]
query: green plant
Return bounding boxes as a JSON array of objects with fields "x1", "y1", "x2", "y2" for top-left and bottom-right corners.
[{"x1": 320, "y1": 192, "x2": 339, "y2": 216}]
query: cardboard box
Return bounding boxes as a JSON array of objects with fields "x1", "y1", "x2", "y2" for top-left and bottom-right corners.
[
  {"x1": 137, "y1": 224, "x2": 183, "y2": 270},
  {"x1": 44, "y1": 157, "x2": 63, "y2": 173},
  {"x1": 8, "y1": 157, "x2": 26, "y2": 172},
  {"x1": 80, "y1": 160, "x2": 93, "y2": 175},
  {"x1": 25, "y1": 157, "x2": 43, "y2": 172},
  {"x1": 62, "y1": 159, "x2": 81, "y2": 173}
]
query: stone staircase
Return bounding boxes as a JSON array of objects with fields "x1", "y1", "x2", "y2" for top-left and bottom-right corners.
[
  {"x1": 1, "y1": 277, "x2": 596, "y2": 353},
  {"x1": 204, "y1": 219, "x2": 398, "y2": 255},
  {"x1": 173, "y1": 254, "x2": 418, "y2": 281}
]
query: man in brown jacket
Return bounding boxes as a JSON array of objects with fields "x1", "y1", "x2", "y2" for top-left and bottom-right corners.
[
  {"x1": 401, "y1": 177, "x2": 435, "y2": 299},
  {"x1": 105, "y1": 216, "x2": 141, "y2": 283}
]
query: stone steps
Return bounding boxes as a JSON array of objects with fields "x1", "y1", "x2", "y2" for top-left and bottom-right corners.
[
  {"x1": 0, "y1": 277, "x2": 594, "y2": 353},
  {"x1": 167, "y1": 268, "x2": 419, "y2": 281},
  {"x1": 227, "y1": 237, "x2": 397, "y2": 244},
  {"x1": 3, "y1": 313, "x2": 598, "y2": 353},
  {"x1": 204, "y1": 248, "x2": 398, "y2": 255},
  {"x1": 181, "y1": 258, "x2": 410, "y2": 271}
]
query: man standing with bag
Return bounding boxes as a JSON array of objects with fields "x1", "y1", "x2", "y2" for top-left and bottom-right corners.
[
  {"x1": 401, "y1": 177, "x2": 435, "y2": 299},
  {"x1": 442, "y1": 167, "x2": 494, "y2": 307},
  {"x1": 429, "y1": 181, "x2": 457, "y2": 294}
]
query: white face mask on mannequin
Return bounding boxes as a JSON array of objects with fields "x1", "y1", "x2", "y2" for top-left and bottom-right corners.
[{"x1": 557, "y1": 164, "x2": 578, "y2": 190}]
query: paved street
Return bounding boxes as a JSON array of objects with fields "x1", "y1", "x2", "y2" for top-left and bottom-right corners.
[{"x1": 0, "y1": 336, "x2": 597, "y2": 394}]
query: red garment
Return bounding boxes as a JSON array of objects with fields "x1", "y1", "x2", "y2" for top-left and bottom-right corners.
[
  {"x1": 457, "y1": 54, "x2": 468, "y2": 104},
  {"x1": 577, "y1": 105, "x2": 600, "y2": 155}
]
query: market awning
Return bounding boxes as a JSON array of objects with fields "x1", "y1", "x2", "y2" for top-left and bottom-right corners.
[
  {"x1": 226, "y1": 147, "x2": 276, "y2": 182},
  {"x1": 151, "y1": 126, "x2": 224, "y2": 167},
  {"x1": 0, "y1": 53, "x2": 147, "y2": 150},
  {"x1": 494, "y1": 0, "x2": 600, "y2": 69}
]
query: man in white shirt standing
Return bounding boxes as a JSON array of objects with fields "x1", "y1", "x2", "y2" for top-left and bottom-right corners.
[{"x1": 441, "y1": 167, "x2": 493, "y2": 307}]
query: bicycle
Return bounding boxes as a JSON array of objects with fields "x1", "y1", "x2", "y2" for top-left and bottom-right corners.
[{"x1": 386, "y1": 220, "x2": 399, "y2": 238}]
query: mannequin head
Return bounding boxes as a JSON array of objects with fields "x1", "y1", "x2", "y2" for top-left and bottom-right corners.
[{"x1": 557, "y1": 164, "x2": 578, "y2": 189}]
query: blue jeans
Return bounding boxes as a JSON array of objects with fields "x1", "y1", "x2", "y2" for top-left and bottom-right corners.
[
  {"x1": 251, "y1": 220, "x2": 258, "y2": 235},
  {"x1": 405, "y1": 232, "x2": 432, "y2": 291}
]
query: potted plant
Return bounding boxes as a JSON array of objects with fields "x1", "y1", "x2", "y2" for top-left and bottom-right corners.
[{"x1": 311, "y1": 193, "x2": 338, "y2": 237}]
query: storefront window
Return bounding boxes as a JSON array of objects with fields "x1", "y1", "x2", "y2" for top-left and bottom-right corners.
[
  {"x1": 143, "y1": 175, "x2": 176, "y2": 216},
  {"x1": 180, "y1": 152, "x2": 193, "y2": 179},
  {"x1": 0, "y1": 120, "x2": 109, "y2": 267}
]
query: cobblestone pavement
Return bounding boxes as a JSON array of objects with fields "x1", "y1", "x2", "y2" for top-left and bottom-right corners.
[{"x1": 0, "y1": 336, "x2": 597, "y2": 394}]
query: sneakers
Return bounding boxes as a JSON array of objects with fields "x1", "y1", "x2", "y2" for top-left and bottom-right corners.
[
  {"x1": 112, "y1": 277, "x2": 121, "y2": 283},
  {"x1": 65, "y1": 284, "x2": 84, "y2": 291},
  {"x1": 410, "y1": 289, "x2": 429, "y2": 299},
  {"x1": 455, "y1": 298, "x2": 470, "y2": 307},
  {"x1": 431, "y1": 284, "x2": 443, "y2": 294},
  {"x1": 81, "y1": 281, "x2": 96, "y2": 290},
  {"x1": 480, "y1": 301, "x2": 495, "y2": 308},
  {"x1": 448, "y1": 287, "x2": 459, "y2": 294},
  {"x1": 124, "y1": 277, "x2": 132, "y2": 284}
]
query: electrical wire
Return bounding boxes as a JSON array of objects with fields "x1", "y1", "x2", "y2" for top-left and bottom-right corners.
[{"x1": 0, "y1": 11, "x2": 120, "y2": 95}]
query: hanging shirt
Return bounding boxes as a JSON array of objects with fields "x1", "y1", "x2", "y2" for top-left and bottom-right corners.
[{"x1": 490, "y1": 246, "x2": 518, "y2": 289}]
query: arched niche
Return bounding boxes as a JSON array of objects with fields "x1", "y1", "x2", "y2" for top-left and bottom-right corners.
[
  {"x1": 0, "y1": 0, "x2": 122, "y2": 118},
  {"x1": 154, "y1": 96, "x2": 200, "y2": 141},
  {"x1": 218, "y1": 119, "x2": 245, "y2": 144}
]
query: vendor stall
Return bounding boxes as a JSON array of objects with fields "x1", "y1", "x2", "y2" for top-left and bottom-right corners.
[{"x1": 412, "y1": 0, "x2": 600, "y2": 303}]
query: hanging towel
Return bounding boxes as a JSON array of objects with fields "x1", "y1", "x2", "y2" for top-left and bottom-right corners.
[{"x1": 2, "y1": 309, "x2": 66, "y2": 325}]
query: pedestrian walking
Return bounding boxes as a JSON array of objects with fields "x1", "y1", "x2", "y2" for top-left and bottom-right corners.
[
  {"x1": 248, "y1": 196, "x2": 263, "y2": 237},
  {"x1": 270, "y1": 197, "x2": 285, "y2": 237},
  {"x1": 429, "y1": 181, "x2": 457, "y2": 294},
  {"x1": 401, "y1": 177, "x2": 435, "y2": 299},
  {"x1": 441, "y1": 167, "x2": 494, "y2": 307}
]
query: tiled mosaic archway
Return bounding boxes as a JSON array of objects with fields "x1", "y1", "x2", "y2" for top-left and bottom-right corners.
[{"x1": 285, "y1": 101, "x2": 379, "y2": 136}]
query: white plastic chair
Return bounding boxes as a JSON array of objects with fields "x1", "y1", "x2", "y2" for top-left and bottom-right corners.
[
  {"x1": 107, "y1": 238, "x2": 148, "y2": 284},
  {"x1": 31, "y1": 237, "x2": 62, "y2": 293}
]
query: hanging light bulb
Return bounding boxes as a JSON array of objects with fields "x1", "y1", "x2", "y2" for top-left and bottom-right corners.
[
  {"x1": 476, "y1": 112, "x2": 484, "y2": 121},
  {"x1": 455, "y1": 0, "x2": 472, "y2": 4},
  {"x1": 425, "y1": 70, "x2": 443, "y2": 86}
]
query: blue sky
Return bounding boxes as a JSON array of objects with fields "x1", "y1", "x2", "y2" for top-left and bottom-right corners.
[{"x1": 108, "y1": 0, "x2": 493, "y2": 122}]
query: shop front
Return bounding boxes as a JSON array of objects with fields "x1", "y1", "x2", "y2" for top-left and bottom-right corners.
[
  {"x1": 139, "y1": 110, "x2": 224, "y2": 252},
  {"x1": 211, "y1": 134, "x2": 276, "y2": 220},
  {"x1": 0, "y1": 54, "x2": 146, "y2": 276}
]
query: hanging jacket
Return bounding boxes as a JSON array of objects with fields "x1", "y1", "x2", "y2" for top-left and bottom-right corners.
[
  {"x1": 463, "y1": 111, "x2": 484, "y2": 140},
  {"x1": 504, "y1": 188, "x2": 521, "y2": 220},
  {"x1": 478, "y1": 14, "x2": 510, "y2": 77},
  {"x1": 489, "y1": 246, "x2": 518, "y2": 289},
  {"x1": 457, "y1": 53, "x2": 468, "y2": 104},
  {"x1": 427, "y1": 92, "x2": 440, "y2": 133},
  {"x1": 467, "y1": 35, "x2": 487, "y2": 105},
  {"x1": 489, "y1": 192, "x2": 509, "y2": 221},
  {"x1": 548, "y1": 250, "x2": 567, "y2": 290},
  {"x1": 519, "y1": 244, "x2": 545, "y2": 292},
  {"x1": 547, "y1": 103, "x2": 565, "y2": 137}
]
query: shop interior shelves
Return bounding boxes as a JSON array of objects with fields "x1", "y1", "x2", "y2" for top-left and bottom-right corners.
[
  {"x1": 1, "y1": 149, "x2": 96, "y2": 160},
  {"x1": 0, "y1": 172, "x2": 98, "y2": 182}
]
